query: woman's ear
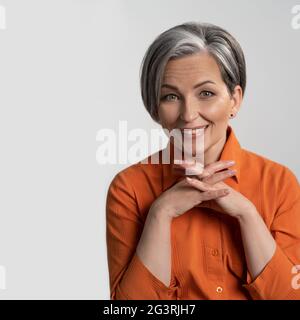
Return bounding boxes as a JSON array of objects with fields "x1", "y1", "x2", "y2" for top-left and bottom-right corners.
[{"x1": 230, "y1": 85, "x2": 243, "y2": 115}]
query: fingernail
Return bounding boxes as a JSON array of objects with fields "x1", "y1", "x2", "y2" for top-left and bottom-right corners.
[
  {"x1": 228, "y1": 169, "x2": 237, "y2": 174},
  {"x1": 184, "y1": 159, "x2": 196, "y2": 164},
  {"x1": 226, "y1": 160, "x2": 235, "y2": 165}
]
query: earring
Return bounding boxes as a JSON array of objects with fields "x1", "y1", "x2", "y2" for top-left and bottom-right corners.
[{"x1": 230, "y1": 113, "x2": 234, "y2": 118}]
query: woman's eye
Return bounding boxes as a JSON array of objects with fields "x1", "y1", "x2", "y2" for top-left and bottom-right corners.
[
  {"x1": 161, "y1": 91, "x2": 214, "y2": 101},
  {"x1": 161, "y1": 94, "x2": 178, "y2": 101},
  {"x1": 200, "y1": 91, "x2": 214, "y2": 98}
]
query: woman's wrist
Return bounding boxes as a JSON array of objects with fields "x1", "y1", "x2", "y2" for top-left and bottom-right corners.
[
  {"x1": 236, "y1": 206, "x2": 258, "y2": 225},
  {"x1": 149, "y1": 204, "x2": 174, "y2": 223}
]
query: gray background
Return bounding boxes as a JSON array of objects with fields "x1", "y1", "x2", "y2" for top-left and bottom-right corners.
[{"x1": 0, "y1": 0, "x2": 299, "y2": 299}]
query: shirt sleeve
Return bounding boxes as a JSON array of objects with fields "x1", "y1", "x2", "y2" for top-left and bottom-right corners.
[
  {"x1": 105, "y1": 170, "x2": 179, "y2": 300},
  {"x1": 243, "y1": 166, "x2": 300, "y2": 300}
]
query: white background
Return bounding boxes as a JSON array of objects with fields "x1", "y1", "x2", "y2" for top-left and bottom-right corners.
[{"x1": 0, "y1": 0, "x2": 299, "y2": 299}]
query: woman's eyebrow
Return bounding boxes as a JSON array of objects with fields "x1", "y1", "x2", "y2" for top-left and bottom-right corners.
[{"x1": 161, "y1": 80, "x2": 216, "y2": 90}]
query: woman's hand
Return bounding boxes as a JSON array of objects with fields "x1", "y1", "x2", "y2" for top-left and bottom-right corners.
[
  {"x1": 175, "y1": 160, "x2": 257, "y2": 219},
  {"x1": 150, "y1": 160, "x2": 237, "y2": 220},
  {"x1": 193, "y1": 180, "x2": 256, "y2": 219}
]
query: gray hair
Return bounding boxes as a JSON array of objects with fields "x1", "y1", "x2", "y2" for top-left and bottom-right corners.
[{"x1": 139, "y1": 22, "x2": 247, "y2": 122}]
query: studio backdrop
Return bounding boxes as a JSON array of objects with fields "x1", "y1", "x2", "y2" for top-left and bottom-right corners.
[{"x1": 0, "y1": 0, "x2": 299, "y2": 299}]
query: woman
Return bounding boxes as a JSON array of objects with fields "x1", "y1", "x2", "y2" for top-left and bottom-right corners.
[{"x1": 106, "y1": 22, "x2": 300, "y2": 300}]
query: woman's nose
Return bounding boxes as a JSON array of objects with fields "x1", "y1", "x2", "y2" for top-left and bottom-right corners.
[{"x1": 180, "y1": 101, "x2": 199, "y2": 122}]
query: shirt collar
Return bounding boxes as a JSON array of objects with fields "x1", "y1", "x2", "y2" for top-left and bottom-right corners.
[
  {"x1": 219, "y1": 125, "x2": 241, "y2": 184},
  {"x1": 161, "y1": 125, "x2": 242, "y2": 192}
]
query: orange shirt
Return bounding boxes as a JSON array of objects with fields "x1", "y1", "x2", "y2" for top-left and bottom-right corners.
[{"x1": 106, "y1": 125, "x2": 300, "y2": 300}]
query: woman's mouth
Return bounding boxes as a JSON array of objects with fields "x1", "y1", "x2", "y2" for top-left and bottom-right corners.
[{"x1": 180, "y1": 125, "x2": 209, "y2": 136}]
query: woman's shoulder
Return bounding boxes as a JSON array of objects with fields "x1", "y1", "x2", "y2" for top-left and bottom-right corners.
[
  {"x1": 241, "y1": 148, "x2": 299, "y2": 214},
  {"x1": 107, "y1": 151, "x2": 164, "y2": 193},
  {"x1": 241, "y1": 147, "x2": 299, "y2": 190}
]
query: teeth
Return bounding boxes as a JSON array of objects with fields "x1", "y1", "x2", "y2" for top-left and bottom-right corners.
[{"x1": 182, "y1": 126, "x2": 207, "y2": 135}]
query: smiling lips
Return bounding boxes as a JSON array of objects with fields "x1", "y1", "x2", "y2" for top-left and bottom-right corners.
[{"x1": 180, "y1": 125, "x2": 209, "y2": 135}]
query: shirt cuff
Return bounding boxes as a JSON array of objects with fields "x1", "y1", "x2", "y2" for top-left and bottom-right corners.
[
  {"x1": 113, "y1": 252, "x2": 179, "y2": 300},
  {"x1": 243, "y1": 244, "x2": 300, "y2": 299}
]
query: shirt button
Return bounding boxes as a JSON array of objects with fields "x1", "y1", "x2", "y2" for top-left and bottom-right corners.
[
  {"x1": 212, "y1": 249, "x2": 219, "y2": 256},
  {"x1": 216, "y1": 286, "x2": 223, "y2": 293}
]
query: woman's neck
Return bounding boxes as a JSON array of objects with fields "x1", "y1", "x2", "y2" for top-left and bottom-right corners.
[
  {"x1": 204, "y1": 132, "x2": 227, "y2": 166},
  {"x1": 168, "y1": 129, "x2": 228, "y2": 166}
]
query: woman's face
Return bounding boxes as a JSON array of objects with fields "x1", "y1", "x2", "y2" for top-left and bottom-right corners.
[{"x1": 158, "y1": 52, "x2": 242, "y2": 162}]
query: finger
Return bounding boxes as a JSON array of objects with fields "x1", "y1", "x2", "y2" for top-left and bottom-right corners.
[
  {"x1": 202, "y1": 160, "x2": 235, "y2": 176},
  {"x1": 172, "y1": 165, "x2": 204, "y2": 176},
  {"x1": 186, "y1": 176, "x2": 230, "y2": 193},
  {"x1": 180, "y1": 177, "x2": 212, "y2": 191},
  {"x1": 173, "y1": 159, "x2": 196, "y2": 168},
  {"x1": 174, "y1": 159, "x2": 234, "y2": 169},
  {"x1": 174, "y1": 159, "x2": 235, "y2": 179},
  {"x1": 200, "y1": 188, "x2": 230, "y2": 201},
  {"x1": 202, "y1": 169, "x2": 237, "y2": 184}
]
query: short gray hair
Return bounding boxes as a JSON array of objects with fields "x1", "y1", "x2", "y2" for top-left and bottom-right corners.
[{"x1": 139, "y1": 22, "x2": 247, "y2": 122}]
